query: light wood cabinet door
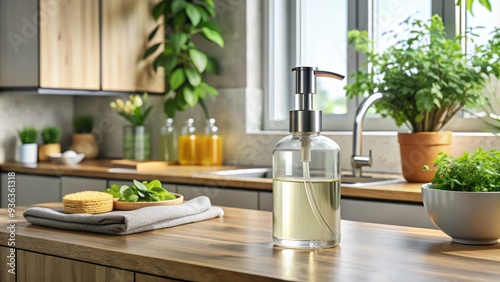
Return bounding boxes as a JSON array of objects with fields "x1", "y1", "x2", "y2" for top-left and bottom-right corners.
[
  {"x1": 17, "y1": 250, "x2": 134, "y2": 282},
  {"x1": 0, "y1": 247, "x2": 16, "y2": 282},
  {"x1": 136, "y1": 273, "x2": 180, "y2": 282},
  {"x1": 101, "y1": 0, "x2": 164, "y2": 93},
  {"x1": 39, "y1": 0, "x2": 100, "y2": 90}
]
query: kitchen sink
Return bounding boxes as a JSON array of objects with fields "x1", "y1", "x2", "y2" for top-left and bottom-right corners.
[{"x1": 198, "y1": 168, "x2": 405, "y2": 187}]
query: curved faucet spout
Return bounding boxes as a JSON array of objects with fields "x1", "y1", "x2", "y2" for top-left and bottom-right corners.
[{"x1": 351, "y1": 93, "x2": 384, "y2": 177}]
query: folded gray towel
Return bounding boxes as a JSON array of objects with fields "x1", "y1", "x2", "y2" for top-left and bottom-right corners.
[{"x1": 23, "y1": 196, "x2": 224, "y2": 235}]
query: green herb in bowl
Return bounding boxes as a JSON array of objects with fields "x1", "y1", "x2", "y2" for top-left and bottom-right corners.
[
  {"x1": 104, "y1": 179, "x2": 176, "y2": 202},
  {"x1": 424, "y1": 148, "x2": 500, "y2": 192}
]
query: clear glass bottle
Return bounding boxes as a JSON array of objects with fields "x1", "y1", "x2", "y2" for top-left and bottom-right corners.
[
  {"x1": 159, "y1": 118, "x2": 178, "y2": 162},
  {"x1": 273, "y1": 66, "x2": 344, "y2": 249},
  {"x1": 200, "y1": 118, "x2": 223, "y2": 166},
  {"x1": 178, "y1": 118, "x2": 197, "y2": 165}
]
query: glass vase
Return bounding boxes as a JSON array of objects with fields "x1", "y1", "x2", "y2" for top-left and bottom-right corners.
[{"x1": 123, "y1": 125, "x2": 151, "y2": 160}]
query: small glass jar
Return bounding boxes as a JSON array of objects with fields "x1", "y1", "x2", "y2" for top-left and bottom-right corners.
[
  {"x1": 200, "y1": 118, "x2": 223, "y2": 166},
  {"x1": 159, "y1": 118, "x2": 178, "y2": 162},
  {"x1": 123, "y1": 125, "x2": 151, "y2": 160},
  {"x1": 178, "y1": 119, "x2": 197, "y2": 165}
]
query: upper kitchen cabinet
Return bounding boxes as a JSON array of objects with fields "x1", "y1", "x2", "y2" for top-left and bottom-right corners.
[
  {"x1": 0, "y1": 0, "x2": 164, "y2": 94},
  {"x1": 102, "y1": 0, "x2": 164, "y2": 93},
  {"x1": 40, "y1": 0, "x2": 100, "y2": 90}
]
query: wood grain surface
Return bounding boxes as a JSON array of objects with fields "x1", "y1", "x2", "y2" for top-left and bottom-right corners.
[
  {"x1": 1, "y1": 204, "x2": 499, "y2": 281},
  {"x1": 39, "y1": 0, "x2": 100, "y2": 89},
  {"x1": 0, "y1": 160, "x2": 424, "y2": 202}
]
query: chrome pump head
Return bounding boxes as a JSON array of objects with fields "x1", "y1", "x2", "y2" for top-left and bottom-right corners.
[{"x1": 290, "y1": 67, "x2": 345, "y2": 133}]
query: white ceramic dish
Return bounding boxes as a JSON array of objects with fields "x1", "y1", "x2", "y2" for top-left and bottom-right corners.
[
  {"x1": 49, "y1": 152, "x2": 85, "y2": 165},
  {"x1": 421, "y1": 184, "x2": 500, "y2": 245}
]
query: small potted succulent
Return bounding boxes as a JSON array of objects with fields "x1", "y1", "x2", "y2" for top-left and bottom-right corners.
[
  {"x1": 18, "y1": 126, "x2": 38, "y2": 164},
  {"x1": 39, "y1": 126, "x2": 62, "y2": 161},
  {"x1": 421, "y1": 148, "x2": 500, "y2": 245},
  {"x1": 70, "y1": 115, "x2": 99, "y2": 159}
]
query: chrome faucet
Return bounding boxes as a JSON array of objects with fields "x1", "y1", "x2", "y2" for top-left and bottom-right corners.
[{"x1": 351, "y1": 93, "x2": 383, "y2": 177}]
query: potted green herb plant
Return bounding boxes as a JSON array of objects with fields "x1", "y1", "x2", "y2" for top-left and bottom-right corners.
[
  {"x1": 39, "y1": 126, "x2": 62, "y2": 161},
  {"x1": 345, "y1": 14, "x2": 500, "y2": 182},
  {"x1": 421, "y1": 148, "x2": 500, "y2": 245},
  {"x1": 71, "y1": 115, "x2": 99, "y2": 159},
  {"x1": 143, "y1": 0, "x2": 224, "y2": 119},
  {"x1": 18, "y1": 126, "x2": 38, "y2": 164}
]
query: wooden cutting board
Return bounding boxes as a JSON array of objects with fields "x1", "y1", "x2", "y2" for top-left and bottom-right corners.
[{"x1": 110, "y1": 160, "x2": 177, "y2": 171}]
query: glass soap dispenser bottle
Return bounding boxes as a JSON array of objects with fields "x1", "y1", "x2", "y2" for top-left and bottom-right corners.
[
  {"x1": 200, "y1": 118, "x2": 223, "y2": 166},
  {"x1": 159, "y1": 118, "x2": 178, "y2": 163},
  {"x1": 178, "y1": 118, "x2": 197, "y2": 165},
  {"x1": 273, "y1": 66, "x2": 344, "y2": 249}
]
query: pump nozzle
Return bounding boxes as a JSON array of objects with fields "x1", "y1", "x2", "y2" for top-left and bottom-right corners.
[{"x1": 290, "y1": 67, "x2": 345, "y2": 134}]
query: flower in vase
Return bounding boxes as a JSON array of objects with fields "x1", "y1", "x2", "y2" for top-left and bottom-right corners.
[{"x1": 110, "y1": 93, "x2": 153, "y2": 126}]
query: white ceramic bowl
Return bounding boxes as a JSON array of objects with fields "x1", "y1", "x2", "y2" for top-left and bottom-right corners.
[
  {"x1": 421, "y1": 184, "x2": 500, "y2": 245},
  {"x1": 49, "y1": 152, "x2": 85, "y2": 165}
]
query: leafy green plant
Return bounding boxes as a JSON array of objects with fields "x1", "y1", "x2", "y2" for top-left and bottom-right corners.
[
  {"x1": 19, "y1": 127, "x2": 38, "y2": 144},
  {"x1": 144, "y1": 0, "x2": 224, "y2": 119},
  {"x1": 41, "y1": 126, "x2": 61, "y2": 144},
  {"x1": 345, "y1": 14, "x2": 500, "y2": 132},
  {"x1": 74, "y1": 115, "x2": 94, "y2": 133},
  {"x1": 424, "y1": 148, "x2": 500, "y2": 192},
  {"x1": 104, "y1": 179, "x2": 176, "y2": 202},
  {"x1": 457, "y1": 0, "x2": 492, "y2": 14}
]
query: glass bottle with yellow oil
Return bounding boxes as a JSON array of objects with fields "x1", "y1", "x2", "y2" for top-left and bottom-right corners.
[
  {"x1": 178, "y1": 118, "x2": 198, "y2": 165},
  {"x1": 200, "y1": 118, "x2": 223, "y2": 166}
]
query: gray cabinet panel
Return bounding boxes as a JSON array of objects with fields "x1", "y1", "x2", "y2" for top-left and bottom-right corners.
[
  {"x1": 0, "y1": 0, "x2": 39, "y2": 87},
  {"x1": 61, "y1": 176, "x2": 107, "y2": 199},
  {"x1": 259, "y1": 191, "x2": 273, "y2": 211},
  {"x1": 341, "y1": 198, "x2": 435, "y2": 229},
  {"x1": 1, "y1": 173, "x2": 59, "y2": 207},
  {"x1": 177, "y1": 185, "x2": 258, "y2": 210}
]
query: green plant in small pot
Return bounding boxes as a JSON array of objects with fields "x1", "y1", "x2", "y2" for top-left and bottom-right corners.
[
  {"x1": 144, "y1": 0, "x2": 224, "y2": 120},
  {"x1": 421, "y1": 148, "x2": 500, "y2": 245},
  {"x1": 71, "y1": 115, "x2": 99, "y2": 159},
  {"x1": 345, "y1": 14, "x2": 500, "y2": 182},
  {"x1": 39, "y1": 126, "x2": 62, "y2": 161},
  {"x1": 18, "y1": 126, "x2": 38, "y2": 164}
]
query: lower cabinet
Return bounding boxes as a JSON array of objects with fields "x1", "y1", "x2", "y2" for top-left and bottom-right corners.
[
  {"x1": 258, "y1": 191, "x2": 273, "y2": 211},
  {"x1": 0, "y1": 173, "x2": 60, "y2": 208},
  {"x1": 17, "y1": 250, "x2": 134, "y2": 282},
  {"x1": 136, "y1": 273, "x2": 180, "y2": 282},
  {"x1": 0, "y1": 247, "x2": 15, "y2": 282},
  {"x1": 341, "y1": 198, "x2": 436, "y2": 229},
  {"x1": 178, "y1": 184, "x2": 259, "y2": 210}
]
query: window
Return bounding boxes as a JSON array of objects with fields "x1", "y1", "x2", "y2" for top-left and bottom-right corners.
[{"x1": 264, "y1": 0, "x2": 500, "y2": 132}]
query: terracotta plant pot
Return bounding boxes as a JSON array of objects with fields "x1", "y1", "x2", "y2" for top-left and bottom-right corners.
[
  {"x1": 397, "y1": 131, "x2": 452, "y2": 183},
  {"x1": 71, "y1": 133, "x2": 99, "y2": 159},
  {"x1": 38, "y1": 143, "x2": 61, "y2": 161}
]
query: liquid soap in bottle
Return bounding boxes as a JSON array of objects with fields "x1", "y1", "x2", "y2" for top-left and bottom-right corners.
[
  {"x1": 200, "y1": 118, "x2": 223, "y2": 166},
  {"x1": 272, "y1": 66, "x2": 344, "y2": 249},
  {"x1": 178, "y1": 118, "x2": 198, "y2": 165}
]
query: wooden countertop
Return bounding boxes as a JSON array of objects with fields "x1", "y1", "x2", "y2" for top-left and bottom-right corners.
[
  {"x1": 1, "y1": 203, "x2": 499, "y2": 281},
  {"x1": 0, "y1": 161, "x2": 424, "y2": 203}
]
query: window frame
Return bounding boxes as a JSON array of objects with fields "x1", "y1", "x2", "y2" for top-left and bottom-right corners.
[{"x1": 263, "y1": 0, "x2": 496, "y2": 133}]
